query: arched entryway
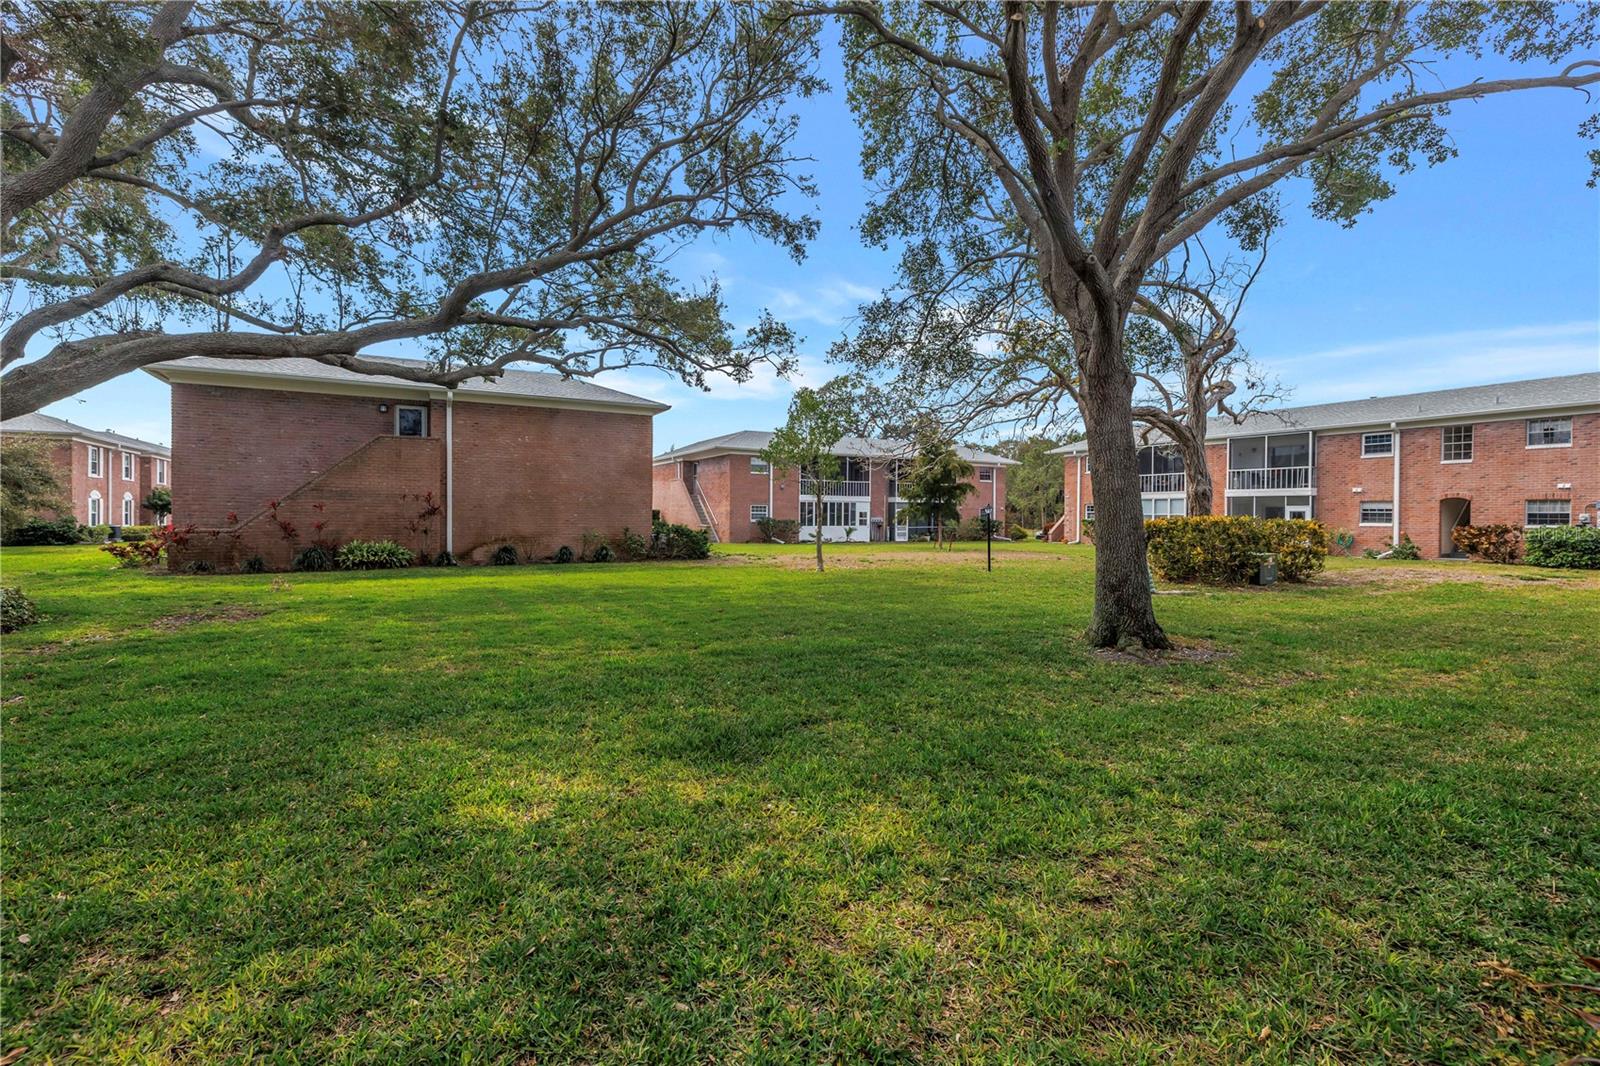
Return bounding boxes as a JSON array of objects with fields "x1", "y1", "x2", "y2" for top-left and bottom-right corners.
[{"x1": 1440, "y1": 497, "x2": 1471, "y2": 558}]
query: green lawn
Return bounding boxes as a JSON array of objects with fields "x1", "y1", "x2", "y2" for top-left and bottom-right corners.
[{"x1": 3, "y1": 544, "x2": 1598, "y2": 1063}]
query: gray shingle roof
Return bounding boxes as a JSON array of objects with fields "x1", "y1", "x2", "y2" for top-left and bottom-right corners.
[
  {"x1": 1052, "y1": 372, "x2": 1600, "y2": 454},
  {"x1": 654, "y1": 430, "x2": 1018, "y2": 466},
  {"x1": 1, "y1": 412, "x2": 171, "y2": 456},
  {"x1": 145, "y1": 355, "x2": 670, "y2": 412}
]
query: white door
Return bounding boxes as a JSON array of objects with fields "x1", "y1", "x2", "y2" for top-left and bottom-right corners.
[{"x1": 1286, "y1": 505, "x2": 1310, "y2": 520}]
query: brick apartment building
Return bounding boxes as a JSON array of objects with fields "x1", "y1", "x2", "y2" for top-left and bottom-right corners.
[
  {"x1": 0, "y1": 412, "x2": 172, "y2": 527},
  {"x1": 143, "y1": 355, "x2": 667, "y2": 568},
  {"x1": 1052, "y1": 373, "x2": 1600, "y2": 558},
  {"x1": 653, "y1": 431, "x2": 1015, "y2": 543}
]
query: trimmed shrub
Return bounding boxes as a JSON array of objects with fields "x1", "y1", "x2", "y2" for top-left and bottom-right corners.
[
  {"x1": 85, "y1": 524, "x2": 111, "y2": 542},
  {"x1": 590, "y1": 543, "x2": 614, "y2": 563},
  {"x1": 1389, "y1": 533, "x2": 1421, "y2": 561},
  {"x1": 240, "y1": 556, "x2": 266, "y2": 574},
  {"x1": 1524, "y1": 524, "x2": 1600, "y2": 569},
  {"x1": 336, "y1": 540, "x2": 413, "y2": 570},
  {"x1": 491, "y1": 544, "x2": 519, "y2": 566},
  {"x1": 650, "y1": 519, "x2": 710, "y2": 559},
  {"x1": 3, "y1": 517, "x2": 85, "y2": 546},
  {"x1": 1144, "y1": 516, "x2": 1330, "y2": 585},
  {"x1": 1451, "y1": 524, "x2": 1522, "y2": 564},
  {"x1": 1, "y1": 586, "x2": 40, "y2": 633},
  {"x1": 755, "y1": 517, "x2": 800, "y2": 543},
  {"x1": 619, "y1": 527, "x2": 650, "y2": 560},
  {"x1": 433, "y1": 550, "x2": 457, "y2": 567},
  {"x1": 118, "y1": 525, "x2": 155, "y2": 543},
  {"x1": 292, "y1": 544, "x2": 336, "y2": 572},
  {"x1": 1008, "y1": 523, "x2": 1029, "y2": 541},
  {"x1": 554, "y1": 545, "x2": 575, "y2": 563}
]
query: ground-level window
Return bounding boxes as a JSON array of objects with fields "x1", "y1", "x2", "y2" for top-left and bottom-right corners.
[
  {"x1": 395, "y1": 405, "x2": 428, "y2": 437},
  {"x1": 750, "y1": 457, "x2": 770, "y2": 474},
  {"x1": 1361, "y1": 432, "x2": 1393, "y2": 457},
  {"x1": 156, "y1": 459, "x2": 167, "y2": 483},
  {"x1": 810, "y1": 500, "x2": 860, "y2": 527},
  {"x1": 121, "y1": 492, "x2": 135, "y2": 525},
  {"x1": 88, "y1": 491, "x2": 102, "y2": 525},
  {"x1": 799, "y1": 500, "x2": 814, "y2": 526},
  {"x1": 88, "y1": 446, "x2": 102, "y2": 476},
  {"x1": 978, "y1": 466, "x2": 994, "y2": 482},
  {"x1": 1442, "y1": 424, "x2": 1473, "y2": 462},
  {"x1": 121, "y1": 451, "x2": 133, "y2": 479},
  {"x1": 750, "y1": 504, "x2": 769, "y2": 522},
  {"x1": 1084, "y1": 504, "x2": 1095, "y2": 521},
  {"x1": 1525, "y1": 500, "x2": 1570, "y2": 527},
  {"x1": 1526, "y1": 417, "x2": 1572, "y2": 448},
  {"x1": 1359, "y1": 501, "x2": 1394, "y2": 526},
  {"x1": 1141, "y1": 496, "x2": 1187, "y2": 518},
  {"x1": 1227, "y1": 495, "x2": 1315, "y2": 519}
]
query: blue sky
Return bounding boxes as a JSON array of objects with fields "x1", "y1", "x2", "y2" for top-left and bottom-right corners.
[{"x1": 38, "y1": 32, "x2": 1600, "y2": 453}]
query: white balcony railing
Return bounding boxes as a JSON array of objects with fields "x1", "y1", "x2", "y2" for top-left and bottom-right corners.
[
  {"x1": 1227, "y1": 466, "x2": 1312, "y2": 491},
  {"x1": 800, "y1": 477, "x2": 871, "y2": 498},
  {"x1": 1140, "y1": 472, "x2": 1185, "y2": 494}
]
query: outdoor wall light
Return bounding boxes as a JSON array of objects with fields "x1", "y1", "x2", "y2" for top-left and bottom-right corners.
[
  {"x1": 1556, "y1": 482, "x2": 1572, "y2": 489},
  {"x1": 378, "y1": 403, "x2": 390, "y2": 413},
  {"x1": 1352, "y1": 486, "x2": 1363, "y2": 493}
]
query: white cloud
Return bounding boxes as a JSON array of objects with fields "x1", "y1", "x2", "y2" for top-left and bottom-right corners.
[{"x1": 1262, "y1": 321, "x2": 1599, "y2": 405}]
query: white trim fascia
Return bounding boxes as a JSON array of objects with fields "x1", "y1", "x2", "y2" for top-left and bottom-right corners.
[{"x1": 145, "y1": 365, "x2": 667, "y2": 415}]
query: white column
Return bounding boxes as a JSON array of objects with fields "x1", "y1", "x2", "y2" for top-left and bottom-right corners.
[{"x1": 445, "y1": 392, "x2": 455, "y2": 555}]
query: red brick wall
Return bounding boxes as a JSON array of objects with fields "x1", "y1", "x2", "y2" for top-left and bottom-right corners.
[
  {"x1": 449, "y1": 400, "x2": 654, "y2": 563},
  {"x1": 1059, "y1": 414, "x2": 1599, "y2": 556},
  {"x1": 651, "y1": 462, "x2": 701, "y2": 528}
]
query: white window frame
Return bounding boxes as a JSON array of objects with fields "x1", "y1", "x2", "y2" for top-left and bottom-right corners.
[
  {"x1": 1359, "y1": 501, "x2": 1394, "y2": 526},
  {"x1": 1360, "y1": 432, "x2": 1393, "y2": 458},
  {"x1": 749, "y1": 457, "x2": 770, "y2": 474},
  {"x1": 750, "y1": 503, "x2": 769, "y2": 522},
  {"x1": 88, "y1": 490, "x2": 102, "y2": 525},
  {"x1": 121, "y1": 492, "x2": 135, "y2": 525},
  {"x1": 1084, "y1": 503, "x2": 1095, "y2": 521},
  {"x1": 87, "y1": 445, "x2": 102, "y2": 477},
  {"x1": 978, "y1": 466, "x2": 994, "y2": 483},
  {"x1": 120, "y1": 451, "x2": 134, "y2": 479},
  {"x1": 1526, "y1": 417, "x2": 1572, "y2": 449},
  {"x1": 1524, "y1": 500, "x2": 1571, "y2": 527},
  {"x1": 156, "y1": 459, "x2": 167, "y2": 484},
  {"x1": 799, "y1": 500, "x2": 815, "y2": 527},
  {"x1": 395, "y1": 404, "x2": 428, "y2": 437},
  {"x1": 1441, "y1": 425, "x2": 1473, "y2": 463}
]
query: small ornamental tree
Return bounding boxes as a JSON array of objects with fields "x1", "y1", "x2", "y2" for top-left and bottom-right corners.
[
  {"x1": 899, "y1": 432, "x2": 975, "y2": 550},
  {"x1": 761, "y1": 377, "x2": 860, "y2": 573},
  {"x1": 142, "y1": 486, "x2": 172, "y2": 523}
]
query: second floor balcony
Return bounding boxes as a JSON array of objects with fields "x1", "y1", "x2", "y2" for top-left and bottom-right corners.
[
  {"x1": 800, "y1": 477, "x2": 871, "y2": 498},
  {"x1": 1227, "y1": 465, "x2": 1313, "y2": 491},
  {"x1": 1226, "y1": 431, "x2": 1314, "y2": 493},
  {"x1": 1140, "y1": 472, "x2": 1186, "y2": 494}
]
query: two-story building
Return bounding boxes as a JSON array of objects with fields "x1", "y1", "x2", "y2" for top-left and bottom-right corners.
[
  {"x1": 1052, "y1": 373, "x2": 1600, "y2": 558},
  {"x1": 652, "y1": 431, "x2": 1015, "y2": 543},
  {"x1": 0, "y1": 412, "x2": 172, "y2": 527}
]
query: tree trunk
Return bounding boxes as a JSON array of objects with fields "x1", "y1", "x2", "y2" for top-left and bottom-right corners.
[
  {"x1": 1179, "y1": 429, "x2": 1214, "y2": 517},
  {"x1": 814, "y1": 489, "x2": 824, "y2": 572},
  {"x1": 1080, "y1": 340, "x2": 1171, "y2": 650}
]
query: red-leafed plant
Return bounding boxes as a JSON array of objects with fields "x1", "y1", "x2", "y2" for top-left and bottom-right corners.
[{"x1": 101, "y1": 524, "x2": 197, "y2": 568}]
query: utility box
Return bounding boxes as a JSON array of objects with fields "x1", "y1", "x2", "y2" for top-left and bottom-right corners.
[{"x1": 1252, "y1": 552, "x2": 1278, "y2": 586}]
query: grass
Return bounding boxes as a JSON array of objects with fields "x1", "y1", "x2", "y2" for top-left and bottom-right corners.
[{"x1": 2, "y1": 542, "x2": 1598, "y2": 1063}]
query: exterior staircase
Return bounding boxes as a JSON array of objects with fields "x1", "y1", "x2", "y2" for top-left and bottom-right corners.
[{"x1": 688, "y1": 480, "x2": 720, "y2": 543}]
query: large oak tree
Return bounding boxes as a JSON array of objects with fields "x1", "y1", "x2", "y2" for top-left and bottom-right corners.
[
  {"x1": 1, "y1": 1, "x2": 823, "y2": 416},
  {"x1": 804, "y1": 0, "x2": 1598, "y2": 649}
]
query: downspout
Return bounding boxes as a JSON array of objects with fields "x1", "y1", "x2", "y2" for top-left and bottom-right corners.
[
  {"x1": 1073, "y1": 456, "x2": 1083, "y2": 544},
  {"x1": 1390, "y1": 420, "x2": 1400, "y2": 547},
  {"x1": 445, "y1": 391, "x2": 455, "y2": 556}
]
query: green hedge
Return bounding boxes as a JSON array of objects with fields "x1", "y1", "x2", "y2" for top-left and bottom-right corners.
[
  {"x1": 1144, "y1": 515, "x2": 1330, "y2": 584},
  {"x1": 1524, "y1": 525, "x2": 1600, "y2": 569},
  {"x1": 2, "y1": 517, "x2": 86, "y2": 545}
]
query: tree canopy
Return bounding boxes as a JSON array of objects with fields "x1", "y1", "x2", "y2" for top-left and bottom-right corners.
[
  {"x1": 898, "y1": 433, "x2": 975, "y2": 548},
  {"x1": 1, "y1": 434, "x2": 67, "y2": 529},
  {"x1": 1, "y1": 1, "x2": 824, "y2": 416}
]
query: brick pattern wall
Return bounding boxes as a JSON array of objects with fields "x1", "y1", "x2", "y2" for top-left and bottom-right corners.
[
  {"x1": 651, "y1": 463, "x2": 701, "y2": 528},
  {"x1": 19, "y1": 436, "x2": 169, "y2": 526},
  {"x1": 1059, "y1": 413, "x2": 1599, "y2": 557},
  {"x1": 170, "y1": 383, "x2": 655, "y2": 568}
]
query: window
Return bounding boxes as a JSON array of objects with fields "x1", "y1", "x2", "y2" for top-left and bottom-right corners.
[
  {"x1": 1359, "y1": 501, "x2": 1394, "y2": 526},
  {"x1": 978, "y1": 466, "x2": 994, "y2": 483},
  {"x1": 1442, "y1": 425, "x2": 1473, "y2": 462},
  {"x1": 750, "y1": 457, "x2": 770, "y2": 474},
  {"x1": 819, "y1": 500, "x2": 859, "y2": 526},
  {"x1": 1526, "y1": 417, "x2": 1572, "y2": 448},
  {"x1": 121, "y1": 493, "x2": 134, "y2": 525},
  {"x1": 1141, "y1": 496, "x2": 1187, "y2": 518},
  {"x1": 87, "y1": 446, "x2": 102, "y2": 476},
  {"x1": 799, "y1": 500, "x2": 815, "y2": 526},
  {"x1": 1084, "y1": 504, "x2": 1095, "y2": 521},
  {"x1": 750, "y1": 504, "x2": 769, "y2": 522},
  {"x1": 1361, "y1": 432, "x2": 1393, "y2": 457},
  {"x1": 395, "y1": 405, "x2": 427, "y2": 437},
  {"x1": 156, "y1": 459, "x2": 167, "y2": 484},
  {"x1": 88, "y1": 491, "x2": 102, "y2": 525},
  {"x1": 1525, "y1": 500, "x2": 1570, "y2": 527}
]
